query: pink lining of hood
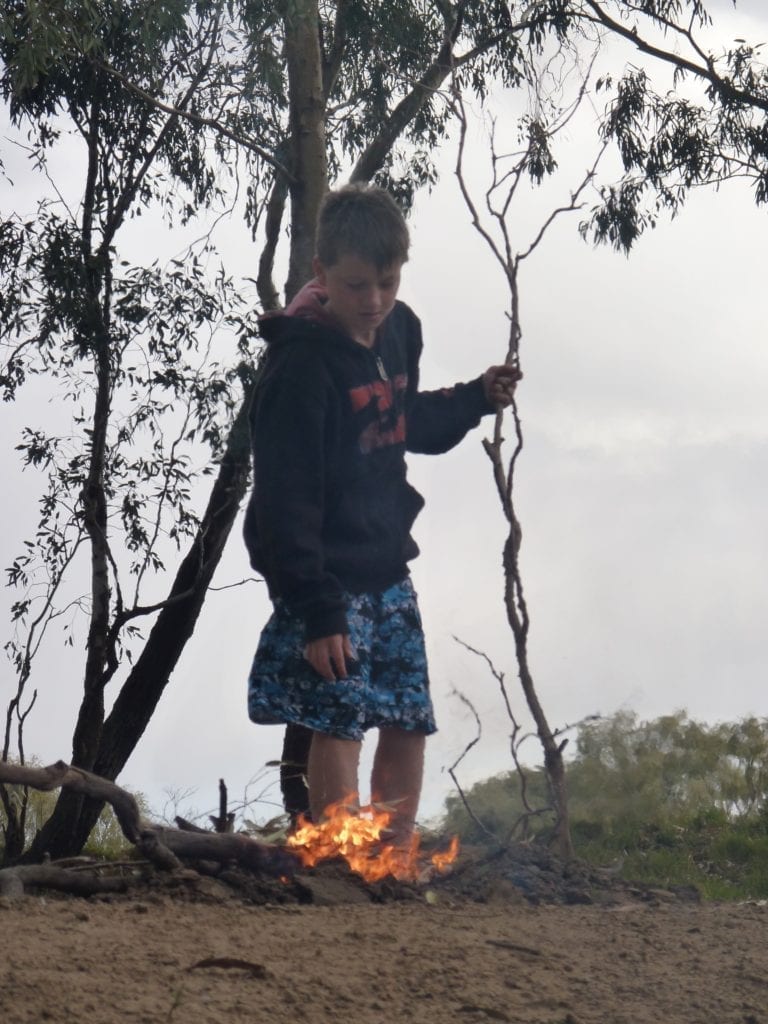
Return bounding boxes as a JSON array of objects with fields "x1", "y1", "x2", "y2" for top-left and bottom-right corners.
[{"x1": 284, "y1": 278, "x2": 339, "y2": 329}]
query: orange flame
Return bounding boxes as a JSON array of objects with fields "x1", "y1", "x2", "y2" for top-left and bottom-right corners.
[
  {"x1": 430, "y1": 834, "x2": 460, "y2": 874},
  {"x1": 286, "y1": 798, "x2": 459, "y2": 883}
]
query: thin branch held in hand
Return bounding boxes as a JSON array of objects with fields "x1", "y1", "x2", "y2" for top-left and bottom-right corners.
[{"x1": 449, "y1": 43, "x2": 609, "y2": 860}]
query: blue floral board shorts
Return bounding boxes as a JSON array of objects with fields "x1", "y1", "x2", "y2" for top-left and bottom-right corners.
[{"x1": 247, "y1": 578, "x2": 436, "y2": 742}]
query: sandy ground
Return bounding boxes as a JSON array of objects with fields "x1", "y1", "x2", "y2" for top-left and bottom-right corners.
[{"x1": 1, "y1": 882, "x2": 767, "y2": 1024}]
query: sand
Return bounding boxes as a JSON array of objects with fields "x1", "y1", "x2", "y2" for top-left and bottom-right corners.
[{"x1": 1, "y1": 876, "x2": 766, "y2": 1024}]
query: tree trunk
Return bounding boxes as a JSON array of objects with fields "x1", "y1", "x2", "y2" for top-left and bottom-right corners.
[
  {"x1": 0, "y1": 790, "x2": 26, "y2": 866},
  {"x1": 283, "y1": 0, "x2": 328, "y2": 300},
  {"x1": 71, "y1": 97, "x2": 112, "y2": 774},
  {"x1": 502, "y1": 528, "x2": 573, "y2": 860}
]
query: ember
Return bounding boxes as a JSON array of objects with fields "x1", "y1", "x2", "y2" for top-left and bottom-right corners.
[{"x1": 286, "y1": 798, "x2": 460, "y2": 883}]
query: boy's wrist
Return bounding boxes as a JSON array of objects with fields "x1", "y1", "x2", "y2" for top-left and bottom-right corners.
[
  {"x1": 304, "y1": 605, "x2": 349, "y2": 642},
  {"x1": 467, "y1": 374, "x2": 496, "y2": 414}
]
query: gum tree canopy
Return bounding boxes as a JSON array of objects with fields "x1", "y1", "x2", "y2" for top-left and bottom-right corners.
[{"x1": 0, "y1": 1, "x2": 766, "y2": 862}]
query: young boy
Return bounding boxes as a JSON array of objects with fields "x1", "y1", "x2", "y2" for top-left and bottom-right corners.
[{"x1": 244, "y1": 183, "x2": 519, "y2": 842}]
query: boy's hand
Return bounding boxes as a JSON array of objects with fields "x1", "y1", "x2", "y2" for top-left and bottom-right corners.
[
  {"x1": 483, "y1": 364, "x2": 522, "y2": 409},
  {"x1": 304, "y1": 633, "x2": 354, "y2": 681}
]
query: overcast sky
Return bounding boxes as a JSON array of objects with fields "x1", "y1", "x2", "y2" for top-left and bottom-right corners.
[{"x1": 2, "y1": 2, "x2": 767, "y2": 826}]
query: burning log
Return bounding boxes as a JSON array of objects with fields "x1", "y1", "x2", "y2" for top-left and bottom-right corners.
[{"x1": 0, "y1": 762, "x2": 456, "y2": 898}]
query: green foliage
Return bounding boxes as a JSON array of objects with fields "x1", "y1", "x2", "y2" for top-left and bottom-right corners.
[
  {"x1": 239, "y1": 0, "x2": 541, "y2": 202},
  {"x1": 0, "y1": 5, "x2": 270, "y2": 869},
  {"x1": 0, "y1": 2, "x2": 262, "y2": 698},
  {"x1": 0, "y1": 770, "x2": 58, "y2": 859},
  {"x1": 82, "y1": 791, "x2": 149, "y2": 859},
  {"x1": 568, "y1": 711, "x2": 768, "y2": 824},
  {"x1": 581, "y1": 4, "x2": 768, "y2": 249},
  {"x1": 443, "y1": 768, "x2": 552, "y2": 847},
  {"x1": 574, "y1": 809, "x2": 768, "y2": 901},
  {"x1": 443, "y1": 711, "x2": 768, "y2": 899}
]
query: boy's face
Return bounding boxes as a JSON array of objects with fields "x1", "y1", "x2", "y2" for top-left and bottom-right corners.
[{"x1": 313, "y1": 252, "x2": 402, "y2": 347}]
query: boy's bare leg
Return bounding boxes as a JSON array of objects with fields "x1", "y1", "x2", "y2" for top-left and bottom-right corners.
[
  {"x1": 371, "y1": 727, "x2": 426, "y2": 844},
  {"x1": 307, "y1": 731, "x2": 362, "y2": 822}
]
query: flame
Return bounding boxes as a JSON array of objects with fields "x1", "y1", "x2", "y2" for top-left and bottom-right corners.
[
  {"x1": 429, "y1": 834, "x2": 461, "y2": 874},
  {"x1": 285, "y1": 798, "x2": 460, "y2": 883}
]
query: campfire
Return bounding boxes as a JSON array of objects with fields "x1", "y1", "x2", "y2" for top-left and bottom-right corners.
[{"x1": 286, "y1": 798, "x2": 460, "y2": 883}]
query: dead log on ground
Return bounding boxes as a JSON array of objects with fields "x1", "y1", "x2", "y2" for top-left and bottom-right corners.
[
  {"x1": 0, "y1": 760, "x2": 296, "y2": 897},
  {"x1": 0, "y1": 864, "x2": 131, "y2": 900}
]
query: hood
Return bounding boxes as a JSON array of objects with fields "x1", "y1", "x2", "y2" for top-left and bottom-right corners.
[
  {"x1": 259, "y1": 278, "x2": 350, "y2": 347},
  {"x1": 260, "y1": 278, "x2": 338, "y2": 329},
  {"x1": 284, "y1": 278, "x2": 337, "y2": 326}
]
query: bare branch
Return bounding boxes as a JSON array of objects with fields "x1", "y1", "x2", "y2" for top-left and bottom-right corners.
[
  {"x1": 3, "y1": 529, "x2": 85, "y2": 762},
  {"x1": 518, "y1": 141, "x2": 607, "y2": 261},
  {"x1": 453, "y1": 636, "x2": 541, "y2": 829},
  {"x1": 453, "y1": 635, "x2": 517, "y2": 726},
  {"x1": 209, "y1": 576, "x2": 263, "y2": 592},
  {"x1": 446, "y1": 689, "x2": 501, "y2": 845},
  {"x1": 452, "y1": 92, "x2": 513, "y2": 289}
]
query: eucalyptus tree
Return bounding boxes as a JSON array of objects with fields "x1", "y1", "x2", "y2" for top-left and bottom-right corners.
[
  {"x1": 1, "y1": 0, "x2": 767, "y2": 863},
  {"x1": 0, "y1": 0, "x2": 272, "y2": 862}
]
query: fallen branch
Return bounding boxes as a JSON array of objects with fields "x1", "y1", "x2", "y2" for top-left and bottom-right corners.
[
  {"x1": 0, "y1": 759, "x2": 144, "y2": 841},
  {"x1": 150, "y1": 825, "x2": 294, "y2": 874},
  {"x1": 0, "y1": 863, "x2": 131, "y2": 900},
  {"x1": 0, "y1": 760, "x2": 296, "y2": 897}
]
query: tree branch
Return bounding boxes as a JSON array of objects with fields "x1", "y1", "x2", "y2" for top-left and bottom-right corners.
[
  {"x1": 321, "y1": 0, "x2": 350, "y2": 99},
  {"x1": 350, "y1": 1, "x2": 539, "y2": 183},
  {"x1": 88, "y1": 55, "x2": 295, "y2": 189},
  {"x1": 446, "y1": 689, "x2": 501, "y2": 845},
  {"x1": 580, "y1": 0, "x2": 768, "y2": 115}
]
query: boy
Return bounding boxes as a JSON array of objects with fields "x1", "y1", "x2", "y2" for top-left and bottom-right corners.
[{"x1": 244, "y1": 183, "x2": 519, "y2": 842}]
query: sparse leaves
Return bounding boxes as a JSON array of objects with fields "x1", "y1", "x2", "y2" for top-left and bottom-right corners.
[
  {"x1": 0, "y1": 4, "x2": 264, "y2": 852},
  {"x1": 579, "y1": 2, "x2": 768, "y2": 250}
]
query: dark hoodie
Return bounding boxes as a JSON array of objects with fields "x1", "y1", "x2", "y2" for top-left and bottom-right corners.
[{"x1": 243, "y1": 280, "x2": 492, "y2": 640}]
